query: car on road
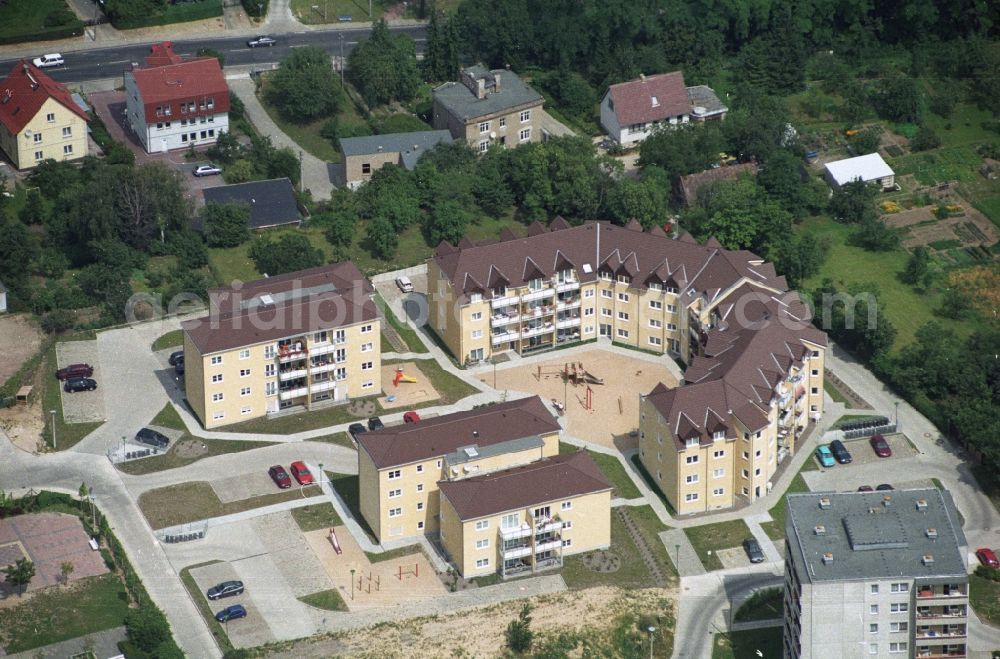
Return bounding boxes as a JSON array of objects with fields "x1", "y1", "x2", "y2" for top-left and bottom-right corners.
[
  {"x1": 247, "y1": 35, "x2": 276, "y2": 48},
  {"x1": 268, "y1": 465, "x2": 292, "y2": 489},
  {"x1": 403, "y1": 411, "x2": 421, "y2": 424},
  {"x1": 32, "y1": 54, "x2": 64, "y2": 68},
  {"x1": 815, "y1": 445, "x2": 835, "y2": 468},
  {"x1": 206, "y1": 580, "x2": 244, "y2": 600},
  {"x1": 290, "y1": 461, "x2": 314, "y2": 485},
  {"x1": 56, "y1": 363, "x2": 93, "y2": 380},
  {"x1": 193, "y1": 164, "x2": 223, "y2": 177},
  {"x1": 368, "y1": 416, "x2": 384, "y2": 431},
  {"x1": 857, "y1": 485, "x2": 874, "y2": 492},
  {"x1": 395, "y1": 276, "x2": 413, "y2": 293},
  {"x1": 869, "y1": 434, "x2": 892, "y2": 458},
  {"x1": 135, "y1": 427, "x2": 169, "y2": 449},
  {"x1": 168, "y1": 351, "x2": 184, "y2": 366},
  {"x1": 348, "y1": 423, "x2": 366, "y2": 440},
  {"x1": 829, "y1": 439, "x2": 852, "y2": 464},
  {"x1": 214, "y1": 604, "x2": 247, "y2": 622},
  {"x1": 976, "y1": 548, "x2": 1000, "y2": 569},
  {"x1": 743, "y1": 538, "x2": 765, "y2": 563},
  {"x1": 64, "y1": 377, "x2": 97, "y2": 393},
  {"x1": 876, "y1": 483, "x2": 894, "y2": 491}
]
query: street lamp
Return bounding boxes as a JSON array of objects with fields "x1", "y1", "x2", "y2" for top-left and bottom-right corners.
[
  {"x1": 318, "y1": 462, "x2": 324, "y2": 489},
  {"x1": 49, "y1": 409, "x2": 57, "y2": 449},
  {"x1": 894, "y1": 401, "x2": 899, "y2": 427},
  {"x1": 675, "y1": 543, "x2": 680, "y2": 572},
  {"x1": 338, "y1": 33, "x2": 345, "y2": 85},
  {"x1": 350, "y1": 567, "x2": 355, "y2": 600},
  {"x1": 647, "y1": 625, "x2": 656, "y2": 659}
]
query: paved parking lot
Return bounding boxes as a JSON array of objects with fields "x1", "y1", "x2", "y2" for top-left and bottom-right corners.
[
  {"x1": 251, "y1": 512, "x2": 333, "y2": 597},
  {"x1": 190, "y1": 561, "x2": 275, "y2": 648},
  {"x1": 835, "y1": 433, "x2": 917, "y2": 466},
  {"x1": 56, "y1": 340, "x2": 105, "y2": 423}
]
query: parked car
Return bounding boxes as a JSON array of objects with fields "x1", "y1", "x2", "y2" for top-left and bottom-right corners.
[
  {"x1": 876, "y1": 483, "x2": 894, "y2": 491},
  {"x1": 348, "y1": 423, "x2": 367, "y2": 440},
  {"x1": 168, "y1": 351, "x2": 184, "y2": 366},
  {"x1": 193, "y1": 164, "x2": 223, "y2": 177},
  {"x1": 56, "y1": 363, "x2": 93, "y2": 380},
  {"x1": 214, "y1": 604, "x2": 247, "y2": 622},
  {"x1": 135, "y1": 427, "x2": 169, "y2": 449},
  {"x1": 64, "y1": 377, "x2": 97, "y2": 393},
  {"x1": 829, "y1": 439, "x2": 852, "y2": 464},
  {"x1": 290, "y1": 461, "x2": 314, "y2": 485},
  {"x1": 247, "y1": 35, "x2": 276, "y2": 47},
  {"x1": 368, "y1": 416, "x2": 384, "y2": 431},
  {"x1": 869, "y1": 434, "x2": 892, "y2": 458},
  {"x1": 815, "y1": 445, "x2": 835, "y2": 468},
  {"x1": 403, "y1": 411, "x2": 421, "y2": 424},
  {"x1": 206, "y1": 580, "x2": 244, "y2": 600},
  {"x1": 743, "y1": 538, "x2": 765, "y2": 564},
  {"x1": 32, "y1": 53, "x2": 64, "y2": 68},
  {"x1": 268, "y1": 465, "x2": 292, "y2": 489},
  {"x1": 395, "y1": 276, "x2": 413, "y2": 293},
  {"x1": 857, "y1": 485, "x2": 874, "y2": 492},
  {"x1": 976, "y1": 548, "x2": 1000, "y2": 569}
]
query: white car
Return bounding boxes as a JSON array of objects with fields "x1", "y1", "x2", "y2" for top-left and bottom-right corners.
[
  {"x1": 193, "y1": 164, "x2": 223, "y2": 177},
  {"x1": 395, "y1": 276, "x2": 413, "y2": 293},
  {"x1": 32, "y1": 54, "x2": 65, "y2": 68}
]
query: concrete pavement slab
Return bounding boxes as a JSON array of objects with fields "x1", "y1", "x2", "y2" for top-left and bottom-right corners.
[
  {"x1": 251, "y1": 511, "x2": 333, "y2": 597},
  {"x1": 56, "y1": 339, "x2": 105, "y2": 423},
  {"x1": 233, "y1": 553, "x2": 315, "y2": 643},
  {"x1": 660, "y1": 528, "x2": 705, "y2": 576},
  {"x1": 165, "y1": 518, "x2": 268, "y2": 568},
  {"x1": 212, "y1": 471, "x2": 282, "y2": 503},
  {"x1": 190, "y1": 560, "x2": 276, "y2": 649}
]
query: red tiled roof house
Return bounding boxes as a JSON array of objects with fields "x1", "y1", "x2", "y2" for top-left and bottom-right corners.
[
  {"x1": 0, "y1": 61, "x2": 89, "y2": 169},
  {"x1": 124, "y1": 42, "x2": 229, "y2": 154}
]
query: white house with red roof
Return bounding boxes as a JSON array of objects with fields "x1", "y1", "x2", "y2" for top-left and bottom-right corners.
[
  {"x1": 125, "y1": 42, "x2": 229, "y2": 154},
  {"x1": 600, "y1": 71, "x2": 727, "y2": 146},
  {"x1": 0, "y1": 61, "x2": 89, "y2": 170}
]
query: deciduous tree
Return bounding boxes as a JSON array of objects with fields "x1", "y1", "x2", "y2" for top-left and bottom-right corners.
[
  {"x1": 266, "y1": 46, "x2": 343, "y2": 122},
  {"x1": 202, "y1": 203, "x2": 251, "y2": 248},
  {"x1": 247, "y1": 233, "x2": 324, "y2": 276}
]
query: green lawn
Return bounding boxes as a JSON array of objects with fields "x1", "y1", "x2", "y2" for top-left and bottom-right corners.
[
  {"x1": 327, "y1": 471, "x2": 375, "y2": 540},
  {"x1": 366, "y1": 544, "x2": 424, "y2": 563},
  {"x1": 971, "y1": 573, "x2": 1000, "y2": 627},
  {"x1": 138, "y1": 481, "x2": 322, "y2": 529},
  {"x1": 683, "y1": 519, "x2": 753, "y2": 572},
  {"x1": 290, "y1": 0, "x2": 394, "y2": 23},
  {"x1": 972, "y1": 194, "x2": 1000, "y2": 230},
  {"x1": 760, "y1": 470, "x2": 811, "y2": 541},
  {"x1": 629, "y1": 455, "x2": 678, "y2": 516},
  {"x1": 832, "y1": 414, "x2": 879, "y2": 428},
  {"x1": 376, "y1": 293, "x2": 429, "y2": 354},
  {"x1": 291, "y1": 503, "x2": 343, "y2": 532},
  {"x1": 43, "y1": 342, "x2": 104, "y2": 451},
  {"x1": 298, "y1": 588, "x2": 348, "y2": 610},
  {"x1": 0, "y1": 0, "x2": 82, "y2": 43},
  {"x1": 888, "y1": 144, "x2": 982, "y2": 186},
  {"x1": 384, "y1": 357, "x2": 479, "y2": 406},
  {"x1": 0, "y1": 574, "x2": 129, "y2": 654},
  {"x1": 151, "y1": 329, "x2": 184, "y2": 351},
  {"x1": 151, "y1": 402, "x2": 185, "y2": 429},
  {"x1": 711, "y1": 626, "x2": 783, "y2": 659},
  {"x1": 310, "y1": 431, "x2": 355, "y2": 448},
  {"x1": 258, "y1": 88, "x2": 341, "y2": 162},
  {"x1": 824, "y1": 379, "x2": 849, "y2": 405},
  {"x1": 218, "y1": 397, "x2": 378, "y2": 435},
  {"x1": 179, "y1": 561, "x2": 234, "y2": 653},
  {"x1": 733, "y1": 587, "x2": 784, "y2": 622},
  {"x1": 559, "y1": 443, "x2": 642, "y2": 499},
  {"x1": 923, "y1": 103, "x2": 999, "y2": 149}
]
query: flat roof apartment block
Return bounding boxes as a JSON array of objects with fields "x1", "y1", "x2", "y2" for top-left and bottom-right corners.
[
  {"x1": 182, "y1": 262, "x2": 381, "y2": 429},
  {"x1": 784, "y1": 489, "x2": 968, "y2": 658}
]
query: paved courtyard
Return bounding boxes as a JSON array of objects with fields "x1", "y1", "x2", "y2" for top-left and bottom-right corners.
[
  {"x1": 0, "y1": 513, "x2": 107, "y2": 595},
  {"x1": 55, "y1": 340, "x2": 105, "y2": 423}
]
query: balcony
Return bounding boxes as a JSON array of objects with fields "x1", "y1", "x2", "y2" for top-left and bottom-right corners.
[
  {"x1": 491, "y1": 295, "x2": 520, "y2": 309},
  {"x1": 278, "y1": 368, "x2": 307, "y2": 382},
  {"x1": 917, "y1": 609, "x2": 967, "y2": 620},
  {"x1": 278, "y1": 347, "x2": 308, "y2": 363},
  {"x1": 492, "y1": 330, "x2": 520, "y2": 345},
  {"x1": 535, "y1": 538, "x2": 562, "y2": 553},
  {"x1": 279, "y1": 386, "x2": 307, "y2": 401},
  {"x1": 501, "y1": 544, "x2": 532, "y2": 559},
  {"x1": 917, "y1": 589, "x2": 968, "y2": 600},
  {"x1": 521, "y1": 288, "x2": 554, "y2": 303},
  {"x1": 310, "y1": 380, "x2": 336, "y2": 394},
  {"x1": 521, "y1": 323, "x2": 554, "y2": 338},
  {"x1": 554, "y1": 280, "x2": 580, "y2": 293},
  {"x1": 555, "y1": 296, "x2": 581, "y2": 310},
  {"x1": 311, "y1": 362, "x2": 338, "y2": 376},
  {"x1": 310, "y1": 342, "x2": 342, "y2": 357},
  {"x1": 556, "y1": 316, "x2": 581, "y2": 330},
  {"x1": 916, "y1": 629, "x2": 967, "y2": 640},
  {"x1": 500, "y1": 525, "x2": 532, "y2": 540},
  {"x1": 521, "y1": 305, "x2": 554, "y2": 321},
  {"x1": 534, "y1": 517, "x2": 562, "y2": 534},
  {"x1": 916, "y1": 653, "x2": 966, "y2": 659},
  {"x1": 491, "y1": 311, "x2": 519, "y2": 326}
]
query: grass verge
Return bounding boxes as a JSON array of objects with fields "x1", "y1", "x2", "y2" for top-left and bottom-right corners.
[
  {"x1": 298, "y1": 588, "x2": 348, "y2": 611},
  {"x1": 376, "y1": 292, "x2": 429, "y2": 354},
  {"x1": 43, "y1": 341, "x2": 104, "y2": 451},
  {"x1": 151, "y1": 329, "x2": 184, "y2": 351},
  {"x1": 310, "y1": 431, "x2": 354, "y2": 448},
  {"x1": 559, "y1": 443, "x2": 642, "y2": 499},
  {"x1": 291, "y1": 503, "x2": 343, "y2": 532},
  {"x1": 219, "y1": 398, "x2": 379, "y2": 435},
  {"x1": 138, "y1": 481, "x2": 322, "y2": 529},
  {"x1": 366, "y1": 544, "x2": 425, "y2": 563},
  {"x1": 683, "y1": 519, "x2": 753, "y2": 572},
  {"x1": 711, "y1": 625, "x2": 783, "y2": 659},
  {"x1": 630, "y1": 454, "x2": 678, "y2": 516},
  {"x1": 179, "y1": 561, "x2": 233, "y2": 653},
  {"x1": 970, "y1": 572, "x2": 1000, "y2": 627},
  {"x1": 831, "y1": 414, "x2": 879, "y2": 428},
  {"x1": 0, "y1": 574, "x2": 129, "y2": 654},
  {"x1": 760, "y1": 470, "x2": 811, "y2": 541},
  {"x1": 734, "y1": 587, "x2": 784, "y2": 622}
]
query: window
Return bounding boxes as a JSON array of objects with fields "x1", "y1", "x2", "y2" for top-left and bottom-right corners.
[
  {"x1": 437, "y1": 460, "x2": 442, "y2": 468},
  {"x1": 417, "y1": 521, "x2": 424, "y2": 530},
  {"x1": 685, "y1": 474, "x2": 699, "y2": 483},
  {"x1": 211, "y1": 356, "x2": 223, "y2": 365},
  {"x1": 238, "y1": 349, "x2": 250, "y2": 360},
  {"x1": 335, "y1": 368, "x2": 346, "y2": 381},
  {"x1": 649, "y1": 300, "x2": 662, "y2": 310},
  {"x1": 811, "y1": 387, "x2": 819, "y2": 395},
  {"x1": 617, "y1": 292, "x2": 629, "y2": 302},
  {"x1": 478, "y1": 140, "x2": 489, "y2": 153},
  {"x1": 60, "y1": 144, "x2": 73, "y2": 155},
  {"x1": 742, "y1": 469, "x2": 749, "y2": 479},
  {"x1": 361, "y1": 163, "x2": 371, "y2": 175},
  {"x1": 472, "y1": 330, "x2": 483, "y2": 339},
  {"x1": 241, "y1": 406, "x2": 252, "y2": 415},
  {"x1": 240, "y1": 387, "x2": 251, "y2": 397},
  {"x1": 265, "y1": 381, "x2": 277, "y2": 396},
  {"x1": 617, "y1": 311, "x2": 629, "y2": 321},
  {"x1": 62, "y1": 127, "x2": 72, "y2": 138},
  {"x1": 685, "y1": 455, "x2": 699, "y2": 464},
  {"x1": 870, "y1": 604, "x2": 879, "y2": 614},
  {"x1": 475, "y1": 558, "x2": 490, "y2": 568},
  {"x1": 616, "y1": 328, "x2": 629, "y2": 339},
  {"x1": 562, "y1": 520, "x2": 573, "y2": 529},
  {"x1": 335, "y1": 330, "x2": 346, "y2": 344},
  {"x1": 181, "y1": 134, "x2": 189, "y2": 143},
  {"x1": 584, "y1": 289, "x2": 594, "y2": 298},
  {"x1": 520, "y1": 110, "x2": 531, "y2": 123},
  {"x1": 712, "y1": 488, "x2": 724, "y2": 496},
  {"x1": 561, "y1": 539, "x2": 572, "y2": 547},
  {"x1": 475, "y1": 520, "x2": 489, "y2": 531},
  {"x1": 685, "y1": 493, "x2": 699, "y2": 502},
  {"x1": 617, "y1": 274, "x2": 630, "y2": 284},
  {"x1": 416, "y1": 483, "x2": 424, "y2": 493},
  {"x1": 869, "y1": 624, "x2": 878, "y2": 633},
  {"x1": 890, "y1": 603, "x2": 908, "y2": 613},
  {"x1": 471, "y1": 312, "x2": 483, "y2": 321},
  {"x1": 889, "y1": 643, "x2": 907, "y2": 653},
  {"x1": 666, "y1": 286, "x2": 677, "y2": 294},
  {"x1": 212, "y1": 393, "x2": 224, "y2": 402},
  {"x1": 601, "y1": 308, "x2": 612, "y2": 317},
  {"x1": 499, "y1": 117, "x2": 506, "y2": 128},
  {"x1": 388, "y1": 489, "x2": 401, "y2": 498},
  {"x1": 713, "y1": 468, "x2": 725, "y2": 478},
  {"x1": 389, "y1": 508, "x2": 402, "y2": 518},
  {"x1": 46, "y1": 112, "x2": 56, "y2": 122},
  {"x1": 890, "y1": 622, "x2": 907, "y2": 632},
  {"x1": 212, "y1": 374, "x2": 223, "y2": 383},
  {"x1": 213, "y1": 411, "x2": 225, "y2": 420},
  {"x1": 264, "y1": 345, "x2": 276, "y2": 359},
  {"x1": 561, "y1": 501, "x2": 572, "y2": 511},
  {"x1": 32, "y1": 132, "x2": 42, "y2": 144},
  {"x1": 666, "y1": 323, "x2": 677, "y2": 331},
  {"x1": 476, "y1": 538, "x2": 489, "y2": 549},
  {"x1": 601, "y1": 289, "x2": 613, "y2": 299},
  {"x1": 361, "y1": 342, "x2": 373, "y2": 353},
  {"x1": 519, "y1": 127, "x2": 531, "y2": 142},
  {"x1": 240, "y1": 369, "x2": 251, "y2": 378},
  {"x1": 869, "y1": 644, "x2": 878, "y2": 656},
  {"x1": 479, "y1": 121, "x2": 490, "y2": 134},
  {"x1": 388, "y1": 469, "x2": 401, "y2": 480},
  {"x1": 34, "y1": 151, "x2": 43, "y2": 161},
  {"x1": 871, "y1": 585, "x2": 879, "y2": 594},
  {"x1": 812, "y1": 369, "x2": 819, "y2": 376},
  {"x1": 362, "y1": 361, "x2": 373, "y2": 371},
  {"x1": 754, "y1": 468, "x2": 761, "y2": 476},
  {"x1": 713, "y1": 450, "x2": 725, "y2": 458},
  {"x1": 649, "y1": 336, "x2": 662, "y2": 346},
  {"x1": 890, "y1": 583, "x2": 909, "y2": 593},
  {"x1": 584, "y1": 308, "x2": 594, "y2": 317},
  {"x1": 648, "y1": 319, "x2": 663, "y2": 330}
]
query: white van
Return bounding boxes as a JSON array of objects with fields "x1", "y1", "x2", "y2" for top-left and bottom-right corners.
[{"x1": 395, "y1": 276, "x2": 413, "y2": 293}]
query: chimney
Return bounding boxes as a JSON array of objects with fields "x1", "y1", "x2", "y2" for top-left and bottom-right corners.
[
  {"x1": 821, "y1": 552, "x2": 834, "y2": 565},
  {"x1": 916, "y1": 498, "x2": 928, "y2": 511},
  {"x1": 477, "y1": 77, "x2": 486, "y2": 100},
  {"x1": 818, "y1": 496, "x2": 831, "y2": 510},
  {"x1": 494, "y1": 72, "x2": 501, "y2": 93},
  {"x1": 813, "y1": 524, "x2": 826, "y2": 536},
  {"x1": 472, "y1": 430, "x2": 479, "y2": 438},
  {"x1": 882, "y1": 495, "x2": 892, "y2": 508},
  {"x1": 639, "y1": 73, "x2": 646, "y2": 82},
  {"x1": 925, "y1": 528, "x2": 938, "y2": 539},
  {"x1": 922, "y1": 554, "x2": 934, "y2": 566}
]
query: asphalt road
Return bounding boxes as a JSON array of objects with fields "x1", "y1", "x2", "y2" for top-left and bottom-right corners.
[{"x1": 4, "y1": 24, "x2": 426, "y2": 84}]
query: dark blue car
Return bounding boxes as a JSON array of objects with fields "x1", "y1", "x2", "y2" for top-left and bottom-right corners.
[{"x1": 215, "y1": 604, "x2": 247, "y2": 622}]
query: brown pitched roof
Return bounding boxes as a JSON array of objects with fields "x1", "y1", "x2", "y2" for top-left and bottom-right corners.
[
  {"x1": 208, "y1": 261, "x2": 372, "y2": 315},
  {"x1": 0, "y1": 61, "x2": 90, "y2": 135},
  {"x1": 357, "y1": 396, "x2": 561, "y2": 469},
  {"x1": 606, "y1": 72, "x2": 690, "y2": 126},
  {"x1": 677, "y1": 162, "x2": 759, "y2": 207},
  {"x1": 438, "y1": 450, "x2": 611, "y2": 521}
]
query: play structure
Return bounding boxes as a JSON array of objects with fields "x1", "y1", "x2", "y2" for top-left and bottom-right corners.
[
  {"x1": 397, "y1": 562, "x2": 419, "y2": 580},
  {"x1": 536, "y1": 362, "x2": 604, "y2": 386},
  {"x1": 393, "y1": 367, "x2": 418, "y2": 387},
  {"x1": 328, "y1": 528, "x2": 342, "y2": 555},
  {"x1": 356, "y1": 571, "x2": 381, "y2": 595}
]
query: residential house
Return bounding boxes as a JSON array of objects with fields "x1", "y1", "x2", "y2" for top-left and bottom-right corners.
[
  {"x1": 182, "y1": 262, "x2": 380, "y2": 429},
  {"x1": 125, "y1": 42, "x2": 229, "y2": 154},
  {"x1": 432, "y1": 65, "x2": 544, "y2": 153},
  {"x1": 824, "y1": 152, "x2": 896, "y2": 191},
  {"x1": 202, "y1": 178, "x2": 300, "y2": 231},
  {"x1": 0, "y1": 61, "x2": 89, "y2": 169},
  {"x1": 339, "y1": 129, "x2": 452, "y2": 190},
  {"x1": 600, "y1": 72, "x2": 727, "y2": 146},
  {"x1": 784, "y1": 489, "x2": 968, "y2": 659},
  {"x1": 676, "y1": 162, "x2": 759, "y2": 207}
]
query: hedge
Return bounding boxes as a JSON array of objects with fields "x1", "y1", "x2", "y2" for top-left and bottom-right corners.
[
  {"x1": 111, "y1": 1, "x2": 222, "y2": 30},
  {"x1": 241, "y1": 0, "x2": 269, "y2": 17},
  {"x1": 0, "y1": 23, "x2": 83, "y2": 46}
]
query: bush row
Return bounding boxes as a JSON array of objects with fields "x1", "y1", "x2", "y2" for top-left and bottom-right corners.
[{"x1": 0, "y1": 22, "x2": 83, "y2": 46}]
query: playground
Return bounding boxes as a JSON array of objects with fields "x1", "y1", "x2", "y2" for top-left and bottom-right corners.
[
  {"x1": 378, "y1": 361, "x2": 440, "y2": 410},
  {"x1": 303, "y1": 526, "x2": 446, "y2": 611},
  {"x1": 483, "y1": 348, "x2": 679, "y2": 449}
]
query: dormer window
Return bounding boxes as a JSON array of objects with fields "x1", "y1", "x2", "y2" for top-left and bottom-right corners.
[
  {"x1": 685, "y1": 437, "x2": 698, "y2": 448},
  {"x1": 528, "y1": 278, "x2": 544, "y2": 291},
  {"x1": 666, "y1": 286, "x2": 678, "y2": 294},
  {"x1": 712, "y1": 430, "x2": 725, "y2": 441},
  {"x1": 648, "y1": 282, "x2": 662, "y2": 291},
  {"x1": 493, "y1": 285, "x2": 506, "y2": 298},
  {"x1": 617, "y1": 274, "x2": 630, "y2": 284},
  {"x1": 556, "y1": 269, "x2": 574, "y2": 284},
  {"x1": 470, "y1": 293, "x2": 482, "y2": 303},
  {"x1": 651, "y1": 95, "x2": 660, "y2": 107},
  {"x1": 599, "y1": 270, "x2": 613, "y2": 281}
]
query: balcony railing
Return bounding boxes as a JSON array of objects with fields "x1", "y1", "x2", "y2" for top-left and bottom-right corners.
[
  {"x1": 501, "y1": 544, "x2": 532, "y2": 559},
  {"x1": 916, "y1": 610, "x2": 967, "y2": 620},
  {"x1": 279, "y1": 368, "x2": 307, "y2": 381},
  {"x1": 555, "y1": 280, "x2": 580, "y2": 293},
  {"x1": 521, "y1": 323, "x2": 554, "y2": 338},
  {"x1": 521, "y1": 306, "x2": 554, "y2": 321},
  {"x1": 311, "y1": 362, "x2": 338, "y2": 376},
  {"x1": 492, "y1": 330, "x2": 520, "y2": 345},
  {"x1": 491, "y1": 295, "x2": 520, "y2": 309},
  {"x1": 278, "y1": 347, "x2": 308, "y2": 363},
  {"x1": 310, "y1": 342, "x2": 342, "y2": 357},
  {"x1": 491, "y1": 312, "x2": 519, "y2": 326},
  {"x1": 521, "y1": 288, "x2": 554, "y2": 303},
  {"x1": 310, "y1": 380, "x2": 336, "y2": 394},
  {"x1": 918, "y1": 590, "x2": 968, "y2": 600},
  {"x1": 279, "y1": 386, "x2": 307, "y2": 400},
  {"x1": 916, "y1": 653, "x2": 966, "y2": 659},
  {"x1": 500, "y1": 525, "x2": 532, "y2": 540},
  {"x1": 916, "y1": 630, "x2": 967, "y2": 639},
  {"x1": 534, "y1": 517, "x2": 562, "y2": 534},
  {"x1": 556, "y1": 317, "x2": 581, "y2": 330}
]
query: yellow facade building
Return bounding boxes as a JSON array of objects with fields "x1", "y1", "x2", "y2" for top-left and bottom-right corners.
[
  {"x1": 0, "y1": 61, "x2": 89, "y2": 170},
  {"x1": 182, "y1": 262, "x2": 381, "y2": 429}
]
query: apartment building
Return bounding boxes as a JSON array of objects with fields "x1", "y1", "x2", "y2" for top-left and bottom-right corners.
[
  {"x1": 784, "y1": 489, "x2": 968, "y2": 659},
  {"x1": 0, "y1": 61, "x2": 89, "y2": 170},
  {"x1": 432, "y1": 64, "x2": 544, "y2": 152},
  {"x1": 438, "y1": 450, "x2": 611, "y2": 578},
  {"x1": 125, "y1": 42, "x2": 229, "y2": 153},
  {"x1": 638, "y1": 290, "x2": 827, "y2": 513},
  {"x1": 182, "y1": 262, "x2": 380, "y2": 429}
]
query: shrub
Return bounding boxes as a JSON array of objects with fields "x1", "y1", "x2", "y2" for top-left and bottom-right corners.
[
  {"x1": 506, "y1": 603, "x2": 534, "y2": 654},
  {"x1": 41, "y1": 309, "x2": 76, "y2": 334},
  {"x1": 910, "y1": 125, "x2": 942, "y2": 152},
  {"x1": 241, "y1": 0, "x2": 269, "y2": 17}
]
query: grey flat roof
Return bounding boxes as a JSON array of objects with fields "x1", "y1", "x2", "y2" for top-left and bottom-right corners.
[
  {"x1": 786, "y1": 488, "x2": 967, "y2": 583},
  {"x1": 339, "y1": 129, "x2": 453, "y2": 169},
  {"x1": 433, "y1": 65, "x2": 543, "y2": 122},
  {"x1": 686, "y1": 85, "x2": 727, "y2": 116},
  {"x1": 444, "y1": 435, "x2": 544, "y2": 467}
]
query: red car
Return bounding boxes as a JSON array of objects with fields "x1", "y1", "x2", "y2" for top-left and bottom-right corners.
[
  {"x1": 869, "y1": 434, "x2": 892, "y2": 458},
  {"x1": 56, "y1": 363, "x2": 93, "y2": 380},
  {"x1": 977, "y1": 547, "x2": 999, "y2": 569},
  {"x1": 268, "y1": 465, "x2": 291, "y2": 489},
  {"x1": 403, "y1": 411, "x2": 421, "y2": 424},
  {"x1": 289, "y1": 461, "x2": 314, "y2": 485}
]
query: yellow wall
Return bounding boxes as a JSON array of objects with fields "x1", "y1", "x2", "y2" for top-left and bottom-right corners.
[
  {"x1": 358, "y1": 447, "x2": 382, "y2": 539},
  {"x1": 0, "y1": 97, "x2": 87, "y2": 170},
  {"x1": 183, "y1": 332, "x2": 206, "y2": 427}
]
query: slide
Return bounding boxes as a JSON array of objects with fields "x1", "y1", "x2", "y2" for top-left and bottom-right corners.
[
  {"x1": 581, "y1": 371, "x2": 604, "y2": 385},
  {"x1": 393, "y1": 371, "x2": 418, "y2": 386},
  {"x1": 328, "y1": 528, "x2": 343, "y2": 555}
]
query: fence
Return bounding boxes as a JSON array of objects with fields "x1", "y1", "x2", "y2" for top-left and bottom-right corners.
[
  {"x1": 158, "y1": 522, "x2": 208, "y2": 544},
  {"x1": 838, "y1": 416, "x2": 899, "y2": 440}
]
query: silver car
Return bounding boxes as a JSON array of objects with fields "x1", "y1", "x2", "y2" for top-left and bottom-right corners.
[{"x1": 193, "y1": 164, "x2": 223, "y2": 177}]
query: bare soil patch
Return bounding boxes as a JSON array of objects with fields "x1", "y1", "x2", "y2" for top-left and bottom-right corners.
[
  {"x1": 379, "y1": 361, "x2": 440, "y2": 410},
  {"x1": 0, "y1": 314, "x2": 43, "y2": 385}
]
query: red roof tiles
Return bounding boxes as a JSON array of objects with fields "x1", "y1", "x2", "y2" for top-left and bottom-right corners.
[
  {"x1": 130, "y1": 43, "x2": 229, "y2": 124},
  {"x1": 0, "y1": 61, "x2": 89, "y2": 135},
  {"x1": 606, "y1": 72, "x2": 690, "y2": 127}
]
